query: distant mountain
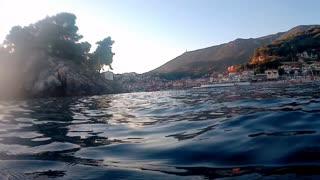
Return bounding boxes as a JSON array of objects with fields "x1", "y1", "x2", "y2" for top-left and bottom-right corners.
[
  {"x1": 249, "y1": 25, "x2": 320, "y2": 66},
  {"x1": 147, "y1": 25, "x2": 319, "y2": 80},
  {"x1": 146, "y1": 33, "x2": 283, "y2": 79}
]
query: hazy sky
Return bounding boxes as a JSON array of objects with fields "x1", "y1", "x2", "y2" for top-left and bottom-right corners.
[{"x1": 0, "y1": 0, "x2": 320, "y2": 73}]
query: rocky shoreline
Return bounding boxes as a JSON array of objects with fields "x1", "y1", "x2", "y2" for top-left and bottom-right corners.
[{"x1": 0, "y1": 56, "x2": 123, "y2": 100}]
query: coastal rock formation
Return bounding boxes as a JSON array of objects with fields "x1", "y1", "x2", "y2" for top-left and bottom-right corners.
[
  {"x1": 0, "y1": 56, "x2": 121, "y2": 99},
  {"x1": 0, "y1": 13, "x2": 121, "y2": 99},
  {"x1": 26, "y1": 57, "x2": 118, "y2": 97}
]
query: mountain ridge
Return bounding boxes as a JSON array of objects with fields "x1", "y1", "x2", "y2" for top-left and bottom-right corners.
[{"x1": 146, "y1": 25, "x2": 318, "y2": 79}]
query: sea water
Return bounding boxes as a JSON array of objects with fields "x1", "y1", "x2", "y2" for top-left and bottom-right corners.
[{"x1": 0, "y1": 82, "x2": 320, "y2": 179}]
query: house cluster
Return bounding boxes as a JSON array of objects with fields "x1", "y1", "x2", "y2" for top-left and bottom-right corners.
[
  {"x1": 279, "y1": 50, "x2": 319, "y2": 74},
  {"x1": 114, "y1": 73, "x2": 170, "y2": 92},
  {"x1": 296, "y1": 51, "x2": 318, "y2": 61},
  {"x1": 114, "y1": 73, "x2": 211, "y2": 92},
  {"x1": 103, "y1": 61, "x2": 320, "y2": 92},
  {"x1": 279, "y1": 61, "x2": 320, "y2": 76},
  {"x1": 113, "y1": 70, "x2": 279, "y2": 92},
  {"x1": 213, "y1": 70, "x2": 278, "y2": 82}
]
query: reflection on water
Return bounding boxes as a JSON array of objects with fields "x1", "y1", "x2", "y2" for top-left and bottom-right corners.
[{"x1": 1, "y1": 82, "x2": 320, "y2": 179}]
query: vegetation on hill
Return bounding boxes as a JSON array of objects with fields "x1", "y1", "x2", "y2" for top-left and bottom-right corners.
[{"x1": 247, "y1": 25, "x2": 320, "y2": 73}]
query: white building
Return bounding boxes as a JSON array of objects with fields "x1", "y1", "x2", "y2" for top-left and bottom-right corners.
[
  {"x1": 311, "y1": 62, "x2": 320, "y2": 71},
  {"x1": 296, "y1": 51, "x2": 318, "y2": 60},
  {"x1": 279, "y1": 63, "x2": 301, "y2": 74},
  {"x1": 241, "y1": 70, "x2": 255, "y2": 79},
  {"x1": 102, "y1": 71, "x2": 114, "y2": 81},
  {"x1": 265, "y1": 69, "x2": 279, "y2": 80}
]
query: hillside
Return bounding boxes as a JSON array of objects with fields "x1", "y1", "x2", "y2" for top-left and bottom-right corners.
[
  {"x1": 147, "y1": 33, "x2": 283, "y2": 79},
  {"x1": 249, "y1": 25, "x2": 320, "y2": 67},
  {"x1": 147, "y1": 25, "x2": 320, "y2": 80}
]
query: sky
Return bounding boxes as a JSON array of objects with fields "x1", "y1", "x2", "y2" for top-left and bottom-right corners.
[{"x1": 0, "y1": 0, "x2": 320, "y2": 74}]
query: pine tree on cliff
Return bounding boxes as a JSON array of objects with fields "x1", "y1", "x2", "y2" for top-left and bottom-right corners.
[
  {"x1": 1, "y1": 12, "x2": 114, "y2": 73},
  {"x1": 0, "y1": 12, "x2": 117, "y2": 97},
  {"x1": 92, "y1": 37, "x2": 115, "y2": 72}
]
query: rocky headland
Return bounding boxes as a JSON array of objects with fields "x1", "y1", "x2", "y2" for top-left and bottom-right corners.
[{"x1": 0, "y1": 12, "x2": 122, "y2": 99}]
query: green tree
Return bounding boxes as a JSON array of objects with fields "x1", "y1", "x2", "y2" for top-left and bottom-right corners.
[
  {"x1": 1, "y1": 12, "x2": 115, "y2": 74},
  {"x1": 92, "y1": 37, "x2": 115, "y2": 72},
  {"x1": 3, "y1": 13, "x2": 88, "y2": 62}
]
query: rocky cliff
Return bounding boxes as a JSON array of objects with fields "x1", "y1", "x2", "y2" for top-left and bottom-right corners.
[
  {"x1": 0, "y1": 56, "x2": 121, "y2": 99},
  {"x1": 26, "y1": 57, "x2": 121, "y2": 97}
]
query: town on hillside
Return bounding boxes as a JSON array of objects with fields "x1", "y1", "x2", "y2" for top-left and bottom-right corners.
[
  {"x1": 103, "y1": 51, "x2": 320, "y2": 93},
  {"x1": 101, "y1": 25, "x2": 320, "y2": 93}
]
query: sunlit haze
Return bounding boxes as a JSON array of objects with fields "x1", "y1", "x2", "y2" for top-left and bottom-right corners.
[{"x1": 1, "y1": 0, "x2": 320, "y2": 73}]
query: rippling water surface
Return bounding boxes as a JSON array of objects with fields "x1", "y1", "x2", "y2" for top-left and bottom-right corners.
[{"x1": 1, "y1": 82, "x2": 320, "y2": 179}]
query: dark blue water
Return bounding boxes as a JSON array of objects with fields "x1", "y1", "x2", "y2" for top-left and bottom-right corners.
[{"x1": 1, "y1": 82, "x2": 320, "y2": 179}]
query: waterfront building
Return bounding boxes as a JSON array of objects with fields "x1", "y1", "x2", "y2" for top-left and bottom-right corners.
[{"x1": 265, "y1": 69, "x2": 279, "y2": 80}]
